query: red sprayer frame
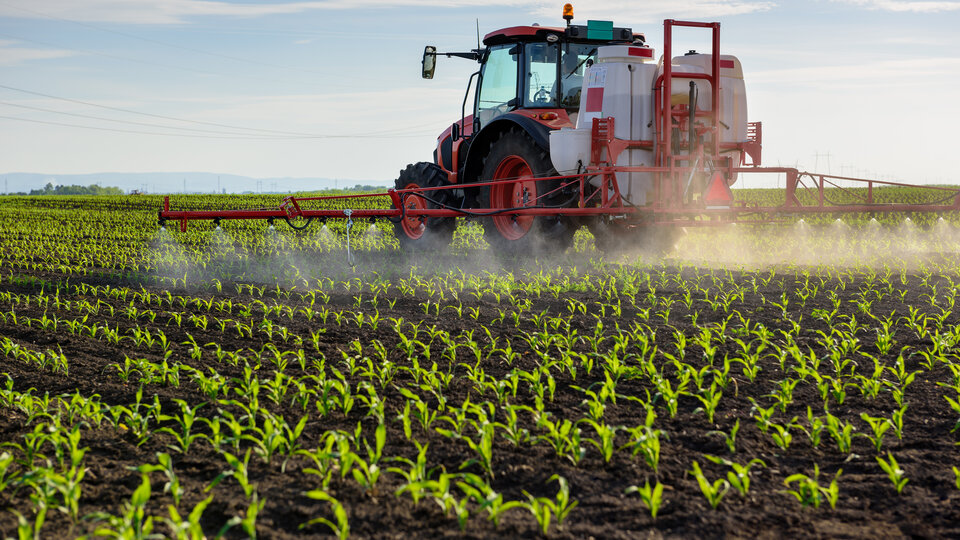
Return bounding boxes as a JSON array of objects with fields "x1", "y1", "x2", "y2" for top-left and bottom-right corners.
[{"x1": 158, "y1": 19, "x2": 960, "y2": 233}]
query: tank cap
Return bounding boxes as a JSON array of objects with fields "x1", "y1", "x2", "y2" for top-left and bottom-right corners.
[{"x1": 685, "y1": 49, "x2": 698, "y2": 55}]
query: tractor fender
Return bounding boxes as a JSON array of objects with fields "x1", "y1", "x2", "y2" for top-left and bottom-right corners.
[{"x1": 461, "y1": 113, "x2": 553, "y2": 189}]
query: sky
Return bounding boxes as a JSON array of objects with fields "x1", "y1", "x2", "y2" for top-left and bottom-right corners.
[{"x1": 0, "y1": 0, "x2": 959, "y2": 191}]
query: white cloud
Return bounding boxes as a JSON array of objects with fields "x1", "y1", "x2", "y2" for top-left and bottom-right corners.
[
  {"x1": 0, "y1": 0, "x2": 774, "y2": 25},
  {"x1": 0, "y1": 41, "x2": 77, "y2": 65},
  {"x1": 750, "y1": 57, "x2": 960, "y2": 88},
  {"x1": 529, "y1": 1, "x2": 776, "y2": 22},
  {"x1": 832, "y1": 0, "x2": 960, "y2": 12},
  {"x1": 0, "y1": 0, "x2": 520, "y2": 25}
]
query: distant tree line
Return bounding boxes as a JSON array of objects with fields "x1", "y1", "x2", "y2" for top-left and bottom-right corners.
[
  {"x1": 343, "y1": 184, "x2": 387, "y2": 192},
  {"x1": 28, "y1": 183, "x2": 124, "y2": 196}
]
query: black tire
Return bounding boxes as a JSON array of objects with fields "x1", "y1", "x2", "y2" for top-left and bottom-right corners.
[
  {"x1": 477, "y1": 130, "x2": 575, "y2": 256},
  {"x1": 392, "y1": 162, "x2": 457, "y2": 249}
]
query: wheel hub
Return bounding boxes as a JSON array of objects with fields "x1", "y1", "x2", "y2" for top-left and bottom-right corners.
[{"x1": 490, "y1": 155, "x2": 537, "y2": 241}]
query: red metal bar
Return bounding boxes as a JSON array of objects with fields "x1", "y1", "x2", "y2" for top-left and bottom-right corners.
[
  {"x1": 663, "y1": 20, "x2": 673, "y2": 170},
  {"x1": 159, "y1": 165, "x2": 960, "y2": 231},
  {"x1": 711, "y1": 22, "x2": 721, "y2": 158}
]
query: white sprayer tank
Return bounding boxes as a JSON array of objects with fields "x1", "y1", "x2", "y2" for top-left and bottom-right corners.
[
  {"x1": 666, "y1": 53, "x2": 749, "y2": 171},
  {"x1": 550, "y1": 48, "x2": 751, "y2": 199},
  {"x1": 549, "y1": 45, "x2": 657, "y2": 205}
]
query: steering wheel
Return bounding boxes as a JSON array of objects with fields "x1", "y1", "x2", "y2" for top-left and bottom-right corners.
[{"x1": 533, "y1": 86, "x2": 550, "y2": 106}]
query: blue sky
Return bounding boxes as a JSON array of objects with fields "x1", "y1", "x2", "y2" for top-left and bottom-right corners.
[{"x1": 0, "y1": 0, "x2": 958, "y2": 189}]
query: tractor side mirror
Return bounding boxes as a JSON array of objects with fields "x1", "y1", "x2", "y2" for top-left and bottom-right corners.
[{"x1": 422, "y1": 46, "x2": 437, "y2": 79}]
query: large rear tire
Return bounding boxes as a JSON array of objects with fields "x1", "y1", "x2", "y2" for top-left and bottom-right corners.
[
  {"x1": 392, "y1": 162, "x2": 457, "y2": 250},
  {"x1": 478, "y1": 130, "x2": 575, "y2": 256}
]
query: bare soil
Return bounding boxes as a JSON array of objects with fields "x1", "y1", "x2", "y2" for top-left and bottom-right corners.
[{"x1": 1, "y1": 255, "x2": 959, "y2": 539}]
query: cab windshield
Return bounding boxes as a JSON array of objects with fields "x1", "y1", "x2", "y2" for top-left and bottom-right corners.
[{"x1": 476, "y1": 44, "x2": 519, "y2": 129}]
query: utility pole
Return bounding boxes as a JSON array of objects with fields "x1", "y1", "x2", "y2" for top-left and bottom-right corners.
[{"x1": 812, "y1": 151, "x2": 832, "y2": 175}]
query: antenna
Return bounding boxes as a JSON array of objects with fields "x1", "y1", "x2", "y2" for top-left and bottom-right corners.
[{"x1": 476, "y1": 19, "x2": 481, "y2": 51}]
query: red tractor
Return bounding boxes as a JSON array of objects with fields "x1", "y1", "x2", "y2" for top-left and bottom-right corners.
[
  {"x1": 158, "y1": 8, "x2": 960, "y2": 244},
  {"x1": 395, "y1": 5, "x2": 643, "y2": 253}
]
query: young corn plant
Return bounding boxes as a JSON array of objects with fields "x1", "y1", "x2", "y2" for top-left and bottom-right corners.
[
  {"x1": 876, "y1": 453, "x2": 909, "y2": 494},
  {"x1": 621, "y1": 420, "x2": 663, "y2": 474},
  {"x1": 164, "y1": 495, "x2": 224, "y2": 540},
  {"x1": 522, "y1": 475, "x2": 579, "y2": 535},
  {"x1": 689, "y1": 461, "x2": 729, "y2": 509},
  {"x1": 768, "y1": 417, "x2": 798, "y2": 451},
  {"x1": 825, "y1": 413, "x2": 857, "y2": 454},
  {"x1": 704, "y1": 455, "x2": 766, "y2": 497},
  {"x1": 89, "y1": 474, "x2": 156, "y2": 539},
  {"x1": 536, "y1": 415, "x2": 585, "y2": 466},
  {"x1": 461, "y1": 422, "x2": 495, "y2": 479},
  {"x1": 783, "y1": 464, "x2": 841, "y2": 509},
  {"x1": 207, "y1": 448, "x2": 256, "y2": 499},
  {"x1": 157, "y1": 399, "x2": 206, "y2": 454},
  {"x1": 625, "y1": 480, "x2": 664, "y2": 520},
  {"x1": 137, "y1": 452, "x2": 184, "y2": 507},
  {"x1": 859, "y1": 413, "x2": 892, "y2": 453},
  {"x1": 456, "y1": 473, "x2": 525, "y2": 527},
  {"x1": 301, "y1": 490, "x2": 349, "y2": 540},
  {"x1": 713, "y1": 419, "x2": 740, "y2": 454},
  {"x1": 580, "y1": 420, "x2": 619, "y2": 463},
  {"x1": 690, "y1": 383, "x2": 723, "y2": 424},
  {"x1": 801, "y1": 407, "x2": 825, "y2": 448},
  {"x1": 944, "y1": 394, "x2": 960, "y2": 432},
  {"x1": 388, "y1": 440, "x2": 441, "y2": 504}
]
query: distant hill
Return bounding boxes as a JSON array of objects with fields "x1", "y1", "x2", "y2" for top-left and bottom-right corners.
[{"x1": 0, "y1": 172, "x2": 390, "y2": 195}]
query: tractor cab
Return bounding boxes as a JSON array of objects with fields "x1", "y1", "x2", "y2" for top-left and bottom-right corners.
[
  {"x1": 422, "y1": 11, "x2": 643, "y2": 137},
  {"x1": 474, "y1": 22, "x2": 640, "y2": 130}
]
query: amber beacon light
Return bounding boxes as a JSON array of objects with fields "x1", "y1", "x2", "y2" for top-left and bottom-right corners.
[{"x1": 562, "y1": 3, "x2": 574, "y2": 24}]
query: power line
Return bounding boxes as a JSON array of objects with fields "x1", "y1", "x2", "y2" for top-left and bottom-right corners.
[
  {"x1": 0, "y1": 100, "x2": 303, "y2": 138},
  {"x1": 0, "y1": 83, "x2": 439, "y2": 138},
  {"x1": 0, "y1": 114, "x2": 303, "y2": 139},
  {"x1": 0, "y1": 83, "x2": 321, "y2": 136},
  {"x1": 0, "y1": 113, "x2": 436, "y2": 139}
]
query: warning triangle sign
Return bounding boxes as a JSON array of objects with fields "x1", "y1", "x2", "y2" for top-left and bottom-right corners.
[{"x1": 703, "y1": 171, "x2": 733, "y2": 207}]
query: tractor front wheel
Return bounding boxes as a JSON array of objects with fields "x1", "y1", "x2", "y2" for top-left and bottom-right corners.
[
  {"x1": 478, "y1": 130, "x2": 575, "y2": 256},
  {"x1": 392, "y1": 162, "x2": 457, "y2": 249}
]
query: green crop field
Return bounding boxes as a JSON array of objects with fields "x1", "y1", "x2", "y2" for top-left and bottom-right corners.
[{"x1": 0, "y1": 191, "x2": 959, "y2": 539}]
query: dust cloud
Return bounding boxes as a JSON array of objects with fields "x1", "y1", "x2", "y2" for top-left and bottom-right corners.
[
  {"x1": 145, "y1": 215, "x2": 960, "y2": 292},
  {"x1": 658, "y1": 217, "x2": 960, "y2": 270}
]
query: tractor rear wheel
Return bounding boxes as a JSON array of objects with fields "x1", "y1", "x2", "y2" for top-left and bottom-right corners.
[
  {"x1": 478, "y1": 130, "x2": 575, "y2": 256},
  {"x1": 392, "y1": 162, "x2": 457, "y2": 249}
]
